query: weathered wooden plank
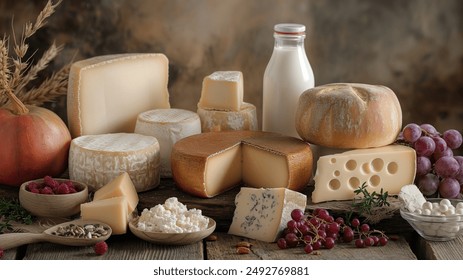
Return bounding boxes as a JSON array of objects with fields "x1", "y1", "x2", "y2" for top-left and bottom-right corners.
[
  {"x1": 206, "y1": 232, "x2": 417, "y2": 260},
  {"x1": 23, "y1": 233, "x2": 204, "y2": 260},
  {"x1": 1, "y1": 247, "x2": 20, "y2": 260},
  {"x1": 416, "y1": 235, "x2": 463, "y2": 260}
]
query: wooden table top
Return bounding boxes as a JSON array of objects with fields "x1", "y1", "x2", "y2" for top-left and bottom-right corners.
[{"x1": 1, "y1": 179, "x2": 462, "y2": 260}]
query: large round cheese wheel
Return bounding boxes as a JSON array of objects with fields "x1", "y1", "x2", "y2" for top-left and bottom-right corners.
[
  {"x1": 69, "y1": 133, "x2": 160, "y2": 192},
  {"x1": 295, "y1": 83, "x2": 402, "y2": 149}
]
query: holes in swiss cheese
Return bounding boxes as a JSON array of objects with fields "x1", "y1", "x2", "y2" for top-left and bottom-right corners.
[
  {"x1": 369, "y1": 175, "x2": 381, "y2": 187},
  {"x1": 345, "y1": 160, "x2": 357, "y2": 171},
  {"x1": 348, "y1": 177, "x2": 360, "y2": 190},
  {"x1": 387, "y1": 162, "x2": 398, "y2": 174},
  {"x1": 328, "y1": 179, "x2": 341, "y2": 190}
]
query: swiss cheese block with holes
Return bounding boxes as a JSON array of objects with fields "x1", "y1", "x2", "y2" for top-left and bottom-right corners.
[
  {"x1": 67, "y1": 53, "x2": 170, "y2": 138},
  {"x1": 171, "y1": 131, "x2": 277, "y2": 198},
  {"x1": 241, "y1": 135, "x2": 313, "y2": 192},
  {"x1": 135, "y1": 108, "x2": 201, "y2": 178},
  {"x1": 312, "y1": 145, "x2": 416, "y2": 203},
  {"x1": 69, "y1": 133, "x2": 160, "y2": 193},
  {"x1": 197, "y1": 71, "x2": 243, "y2": 111},
  {"x1": 197, "y1": 102, "x2": 258, "y2": 132},
  {"x1": 228, "y1": 187, "x2": 307, "y2": 242}
]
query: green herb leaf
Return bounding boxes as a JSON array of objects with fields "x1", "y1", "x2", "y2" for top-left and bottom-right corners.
[{"x1": 0, "y1": 198, "x2": 34, "y2": 233}]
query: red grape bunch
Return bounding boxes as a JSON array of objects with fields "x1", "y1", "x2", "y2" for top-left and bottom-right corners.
[
  {"x1": 277, "y1": 208, "x2": 388, "y2": 254},
  {"x1": 398, "y1": 123, "x2": 463, "y2": 198}
]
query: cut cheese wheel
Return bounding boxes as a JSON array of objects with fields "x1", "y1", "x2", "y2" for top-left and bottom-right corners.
[
  {"x1": 228, "y1": 187, "x2": 307, "y2": 242},
  {"x1": 312, "y1": 145, "x2": 416, "y2": 203},
  {"x1": 134, "y1": 108, "x2": 201, "y2": 177},
  {"x1": 69, "y1": 133, "x2": 160, "y2": 192},
  {"x1": 171, "y1": 131, "x2": 276, "y2": 198},
  {"x1": 242, "y1": 136, "x2": 313, "y2": 192},
  {"x1": 67, "y1": 53, "x2": 170, "y2": 138},
  {"x1": 197, "y1": 102, "x2": 258, "y2": 132},
  {"x1": 80, "y1": 196, "x2": 128, "y2": 235},
  {"x1": 93, "y1": 172, "x2": 139, "y2": 214},
  {"x1": 295, "y1": 83, "x2": 402, "y2": 148},
  {"x1": 198, "y1": 71, "x2": 243, "y2": 111}
]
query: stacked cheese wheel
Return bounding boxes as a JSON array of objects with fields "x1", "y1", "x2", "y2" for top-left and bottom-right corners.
[{"x1": 295, "y1": 83, "x2": 416, "y2": 203}]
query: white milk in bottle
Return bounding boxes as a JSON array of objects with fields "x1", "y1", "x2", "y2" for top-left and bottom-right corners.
[{"x1": 263, "y1": 23, "x2": 314, "y2": 138}]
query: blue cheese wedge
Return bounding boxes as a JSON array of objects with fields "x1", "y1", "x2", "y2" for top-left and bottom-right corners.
[{"x1": 228, "y1": 187, "x2": 307, "y2": 242}]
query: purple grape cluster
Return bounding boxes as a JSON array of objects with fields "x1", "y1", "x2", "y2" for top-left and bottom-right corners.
[{"x1": 398, "y1": 123, "x2": 463, "y2": 198}]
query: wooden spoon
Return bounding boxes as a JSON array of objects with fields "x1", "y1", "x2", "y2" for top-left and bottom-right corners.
[{"x1": 0, "y1": 219, "x2": 112, "y2": 250}]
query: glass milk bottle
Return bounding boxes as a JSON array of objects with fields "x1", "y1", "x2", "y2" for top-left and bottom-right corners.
[{"x1": 263, "y1": 23, "x2": 314, "y2": 138}]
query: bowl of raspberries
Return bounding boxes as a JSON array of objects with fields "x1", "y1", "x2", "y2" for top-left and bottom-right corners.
[{"x1": 19, "y1": 176, "x2": 89, "y2": 218}]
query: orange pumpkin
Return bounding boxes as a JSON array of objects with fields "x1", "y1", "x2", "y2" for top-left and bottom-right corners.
[{"x1": 0, "y1": 89, "x2": 71, "y2": 186}]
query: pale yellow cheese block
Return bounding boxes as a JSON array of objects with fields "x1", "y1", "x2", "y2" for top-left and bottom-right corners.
[
  {"x1": 69, "y1": 133, "x2": 160, "y2": 192},
  {"x1": 228, "y1": 187, "x2": 307, "y2": 242},
  {"x1": 242, "y1": 136, "x2": 313, "y2": 192},
  {"x1": 67, "y1": 53, "x2": 170, "y2": 138},
  {"x1": 171, "y1": 131, "x2": 277, "y2": 198},
  {"x1": 197, "y1": 71, "x2": 243, "y2": 111},
  {"x1": 93, "y1": 172, "x2": 139, "y2": 214},
  {"x1": 134, "y1": 108, "x2": 201, "y2": 178},
  {"x1": 80, "y1": 196, "x2": 128, "y2": 235},
  {"x1": 197, "y1": 102, "x2": 258, "y2": 132},
  {"x1": 312, "y1": 144, "x2": 416, "y2": 203}
]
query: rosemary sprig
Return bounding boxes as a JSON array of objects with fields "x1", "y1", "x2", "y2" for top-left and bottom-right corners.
[
  {"x1": 349, "y1": 182, "x2": 396, "y2": 218},
  {"x1": 0, "y1": 198, "x2": 34, "y2": 233}
]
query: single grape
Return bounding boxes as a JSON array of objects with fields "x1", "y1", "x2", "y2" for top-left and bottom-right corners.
[
  {"x1": 324, "y1": 237, "x2": 335, "y2": 249},
  {"x1": 435, "y1": 156, "x2": 460, "y2": 178},
  {"x1": 371, "y1": 236, "x2": 380, "y2": 246},
  {"x1": 360, "y1": 223, "x2": 370, "y2": 233},
  {"x1": 287, "y1": 220, "x2": 298, "y2": 230},
  {"x1": 308, "y1": 217, "x2": 320, "y2": 227},
  {"x1": 342, "y1": 227, "x2": 354, "y2": 243},
  {"x1": 304, "y1": 244, "x2": 314, "y2": 254},
  {"x1": 454, "y1": 156, "x2": 463, "y2": 184},
  {"x1": 433, "y1": 147, "x2": 454, "y2": 161},
  {"x1": 277, "y1": 238, "x2": 287, "y2": 249},
  {"x1": 315, "y1": 209, "x2": 330, "y2": 221},
  {"x1": 312, "y1": 240, "x2": 322, "y2": 250},
  {"x1": 326, "y1": 231, "x2": 339, "y2": 240},
  {"x1": 416, "y1": 173, "x2": 439, "y2": 196},
  {"x1": 432, "y1": 136, "x2": 448, "y2": 154},
  {"x1": 291, "y1": 208, "x2": 305, "y2": 222},
  {"x1": 378, "y1": 237, "x2": 388, "y2": 246},
  {"x1": 326, "y1": 222, "x2": 340, "y2": 234},
  {"x1": 439, "y1": 178, "x2": 461, "y2": 198},
  {"x1": 317, "y1": 230, "x2": 327, "y2": 240},
  {"x1": 324, "y1": 215, "x2": 335, "y2": 223},
  {"x1": 351, "y1": 218, "x2": 360, "y2": 227},
  {"x1": 414, "y1": 136, "x2": 436, "y2": 157},
  {"x1": 420, "y1": 123, "x2": 439, "y2": 136},
  {"x1": 416, "y1": 156, "x2": 432, "y2": 176},
  {"x1": 302, "y1": 235, "x2": 313, "y2": 244},
  {"x1": 402, "y1": 123, "x2": 422, "y2": 143},
  {"x1": 363, "y1": 237, "x2": 374, "y2": 247},
  {"x1": 298, "y1": 224, "x2": 310, "y2": 236},
  {"x1": 335, "y1": 217, "x2": 345, "y2": 225},
  {"x1": 443, "y1": 129, "x2": 463, "y2": 149},
  {"x1": 355, "y1": 239, "x2": 365, "y2": 248}
]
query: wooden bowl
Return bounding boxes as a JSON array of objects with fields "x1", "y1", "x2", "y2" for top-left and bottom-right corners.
[
  {"x1": 129, "y1": 216, "x2": 216, "y2": 245},
  {"x1": 19, "y1": 178, "x2": 89, "y2": 218}
]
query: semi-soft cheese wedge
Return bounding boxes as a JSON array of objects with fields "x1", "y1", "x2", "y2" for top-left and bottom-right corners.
[
  {"x1": 312, "y1": 145, "x2": 416, "y2": 203},
  {"x1": 80, "y1": 196, "x2": 128, "y2": 235},
  {"x1": 242, "y1": 136, "x2": 313, "y2": 192},
  {"x1": 228, "y1": 187, "x2": 307, "y2": 242},
  {"x1": 198, "y1": 71, "x2": 243, "y2": 111},
  {"x1": 197, "y1": 102, "x2": 258, "y2": 132},
  {"x1": 93, "y1": 172, "x2": 139, "y2": 214},
  {"x1": 67, "y1": 53, "x2": 170, "y2": 138}
]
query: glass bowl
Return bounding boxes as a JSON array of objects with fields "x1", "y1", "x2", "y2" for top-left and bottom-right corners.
[{"x1": 400, "y1": 198, "x2": 463, "y2": 242}]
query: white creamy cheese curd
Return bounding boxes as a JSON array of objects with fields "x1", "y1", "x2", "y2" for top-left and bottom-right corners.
[{"x1": 137, "y1": 197, "x2": 209, "y2": 233}]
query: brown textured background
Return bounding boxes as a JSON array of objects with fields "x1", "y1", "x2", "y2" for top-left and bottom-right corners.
[{"x1": 1, "y1": 0, "x2": 462, "y2": 141}]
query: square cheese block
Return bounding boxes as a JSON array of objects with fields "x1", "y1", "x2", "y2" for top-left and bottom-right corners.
[
  {"x1": 80, "y1": 196, "x2": 129, "y2": 235},
  {"x1": 69, "y1": 133, "x2": 160, "y2": 192},
  {"x1": 312, "y1": 144, "x2": 416, "y2": 203},
  {"x1": 134, "y1": 108, "x2": 201, "y2": 178},
  {"x1": 197, "y1": 71, "x2": 243, "y2": 111},
  {"x1": 93, "y1": 172, "x2": 139, "y2": 214},
  {"x1": 242, "y1": 136, "x2": 312, "y2": 191},
  {"x1": 171, "y1": 131, "x2": 313, "y2": 198},
  {"x1": 228, "y1": 187, "x2": 307, "y2": 242},
  {"x1": 197, "y1": 102, "x2": 258, "y2": 132},
  {"x1": 67, "y1": 53, "x2": 170, "y2": 138}
]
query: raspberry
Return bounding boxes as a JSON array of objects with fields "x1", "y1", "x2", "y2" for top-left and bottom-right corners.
[
  {"x1": 44, "y1": 176, "x2": 59, "y2": 189},
  {"x1": 0, "y1": 248, "x2": 4, "y2": 259},
  {"x1": 94, "y1": 241, "x2": 108, "y2": 255},
  {"x1": 26, "y1": 182, "x2": 40, "y2": 192},
  {"x1": 56, "y1": 184, "x2": 70, "y2": 194},
  {"x1": 39, "y1": 186, "x2": 54, "y2": 195}
]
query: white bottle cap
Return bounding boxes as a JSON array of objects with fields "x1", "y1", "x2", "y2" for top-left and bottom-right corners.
[{"x1": 274, "y1": 23, "x2": 306, "y2": 34}]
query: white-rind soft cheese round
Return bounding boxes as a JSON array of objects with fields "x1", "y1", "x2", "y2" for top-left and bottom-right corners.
[
  {"x1": 135, "y1": 108, "x2": 201, "y2": 178},
  {"x1": 197, "y1": 102, "x2": 258, "y2": 132},
  {"x1": 69, "y1": 133, "x2": 160, "y2": 192},
  {"x1": 295, "y1": 83, "x2": 402, "y2": 149}
]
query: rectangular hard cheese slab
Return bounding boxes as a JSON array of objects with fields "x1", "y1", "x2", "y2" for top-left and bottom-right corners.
[
  {"x1": 67, "y1": 53, "x2": 170, "y2": 137},
  {"x1": 228, "y1": 187, "x2": 307, "y2": 242},
  {"x1": 198, "y1": 71, "x2": 243, "y2": 111},
  {"x1": 80, "y1": 196, "x2": 129, "y2": 235},
  {"x1": 93, "y1": 172, "x2": 139, "y2": 214},
  {"x1": 312, "y1": 145, "x2": 416, "y2": 203}
]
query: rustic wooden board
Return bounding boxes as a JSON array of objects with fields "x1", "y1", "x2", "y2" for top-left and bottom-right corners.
[
  {"x1": 23, "y1": 233, "x2": 204, "y2": 260},
  {"x1": 1, "y1": 247, "x2": 20, "y2": 260},
  {"x1": 206, "y1": 232, "x2": 417, "y2": 260},
  {"x1": 416, "y1": 235, "x2": 463, "y2": 260}
]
